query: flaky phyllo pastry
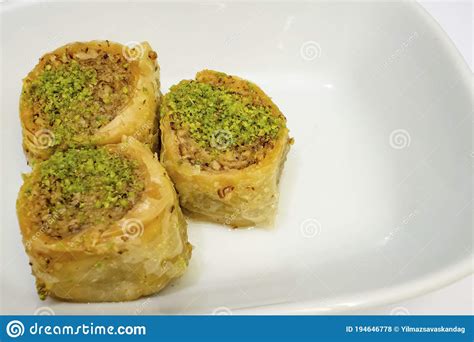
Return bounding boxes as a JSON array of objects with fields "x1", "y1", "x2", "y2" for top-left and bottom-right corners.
[
  {"x1": 17, "y1": 138, "x2": 191, "y2": 302},
  {"x1": 160, "y1": 70, "x2": 292, "y2": 227},
  {"x1": 20, "y1": 40, "x2": 160, "y2": 164}
]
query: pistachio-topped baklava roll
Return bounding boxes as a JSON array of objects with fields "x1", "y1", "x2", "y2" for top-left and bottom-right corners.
[
  {"x1": 20, "y1": 41, "x2": 160, "y2": 163},
  {"x1": 17, "y1": 137, "x2": 191, "y2": 302},
  {"x1": 160, "y1": 70, "x2": 292, "y2": 227}
]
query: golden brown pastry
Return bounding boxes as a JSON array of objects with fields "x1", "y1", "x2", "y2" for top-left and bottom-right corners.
[
  {"x1": 20, "y1": 40, "x2": 160, "y2": 164},
  {"x1": 160, "y1": 70, "x2": 292, "y2": 227},
  {"x1": 17, "y1": 137, "x2": 191, "y2": 302}
]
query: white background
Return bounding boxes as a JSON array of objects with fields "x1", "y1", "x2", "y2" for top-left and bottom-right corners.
[{"x1": 354, "y1": 0, "x2": 473, "y2": 315}]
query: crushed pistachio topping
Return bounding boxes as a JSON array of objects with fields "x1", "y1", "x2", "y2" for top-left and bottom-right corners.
[
  {"x1": 163, "y1": 73, "x2": 285, "y2": 170},
  {"x1": 25, "y1": 48, "x2": 135, "y2": 147},
  {"x1": 25, "y1": 147, "x2": 145, "y2": 238},
  {"x1": 36, "y1": 282, "x2": 48, "y2": 301},
  {"x1": 165, "y1": 80, "x2": 282, "y2": 152}
]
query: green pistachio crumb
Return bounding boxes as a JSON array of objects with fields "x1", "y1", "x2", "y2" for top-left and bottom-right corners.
[
  {"x1": 27, "y1": 147, "x2": 144, "y2": 238},
  {"x1": 24, "y1": 49, "x2": 134, "y2": 150},
  {"x1": 28, "y1": 61, "x2": 99, "y2": 145},
  {"x1": 164, "y1": 80, "x2": 282, "y2": 152}
]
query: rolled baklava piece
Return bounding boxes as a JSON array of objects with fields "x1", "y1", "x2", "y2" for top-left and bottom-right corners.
[
  {"x1": 17, "y1": 137, "x2": 191, "y2": 302},
  {"x1": 20, "y1": 40, "x2": 160, "y2": 163},
  {"x1": 160, "y1": 70, "x2": 292, "y2": 227}
]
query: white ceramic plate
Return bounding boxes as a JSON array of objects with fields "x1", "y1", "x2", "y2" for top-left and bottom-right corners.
[{"x1": 0, "y1": 1, "x2": 472, "y2": 315}]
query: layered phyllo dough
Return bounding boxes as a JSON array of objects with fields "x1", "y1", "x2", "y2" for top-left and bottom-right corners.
[
  {"x1": 160, "y1": 70, "x2": 292, "y2": 227},
  {"x1": 20, "y1": 40, "x2": 160, "y2": 164},
  {"x1": 17, "y1": 138, "x2": 191, "y2": 302}
]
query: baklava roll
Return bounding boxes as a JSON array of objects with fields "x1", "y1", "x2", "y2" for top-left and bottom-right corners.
[
  {"x1": 20, "y1": 40, "x2": 160, "y2": 164},
  {"x1": 160, "y1": 70, "x2": 292, "y2": 227},
  {"x1": 17, "y1": 137, "x2": 191, "y2": 302}
]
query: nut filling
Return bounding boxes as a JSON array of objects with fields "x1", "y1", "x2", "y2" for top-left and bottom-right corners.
[
  {"x1": 22, "y1": 147, "x2": 145, "y2": 239},
  {"x1": 163, "y1": 72, "x2": 285, "y2": 171},
  {"x1": 22, "y1": 46, "x2": 137, "y2": 147}
]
